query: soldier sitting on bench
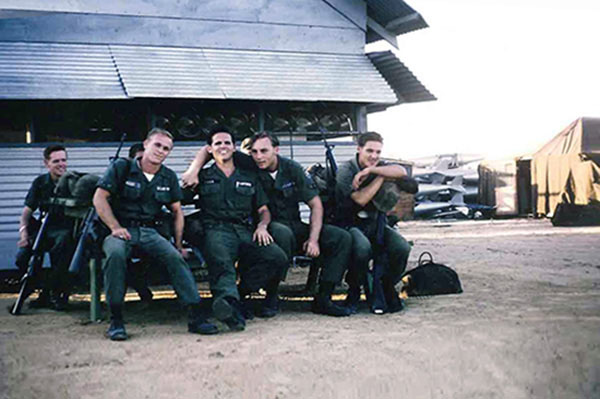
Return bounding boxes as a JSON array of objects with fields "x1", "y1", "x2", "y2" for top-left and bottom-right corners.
[
  {"x1": 16, "y1": 145, "x2": 76, "y2": 310},
  {"x1": 182, "y1": 132, "x2": 352, "y2": 317},
  {"x1": 93, "y1": 128, "x2": 218, "y2": 341}
]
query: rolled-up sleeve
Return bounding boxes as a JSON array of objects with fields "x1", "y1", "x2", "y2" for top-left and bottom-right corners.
[{"x1": 96, "y1": 159, "x2": 126, "y2": 196}]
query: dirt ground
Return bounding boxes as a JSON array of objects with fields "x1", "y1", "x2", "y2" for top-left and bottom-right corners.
[{"x1": 1, "y1": 218, "x2": 599, "y2": 399}]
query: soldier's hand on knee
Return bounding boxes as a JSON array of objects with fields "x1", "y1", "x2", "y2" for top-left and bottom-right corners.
[
  {"x1": 111, "y1": 227, "x2": 131, "y2": 241},
  {"x1": 178, "y1": 247, "x2": 189, "y2": 259},
  {"x1": 253, "y1": 226, "x2": 273, "y2": 246},
  {"x1": 303, "y1": 239, "x2": 320, "y2": 258}
]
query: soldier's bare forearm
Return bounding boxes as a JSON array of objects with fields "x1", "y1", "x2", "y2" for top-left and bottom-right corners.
[
  {"x1": 370, "y1": 164, "x2": 406, "y2": 179},
  {"x1": 307, "y1": 196, "x2": 323, "y2": 242},
  {"x1": 257, "y1": 205, "x2": 271, "y2": 229},
  {"x1": 93, "y1": 188, "x2": 121, "y2": 231},
  {"x1": 351, "y1": 175, "x2": 385, "y2": 207},
  {"x1": 182, "y1": 145, "x2": 211, "y2": 187}
]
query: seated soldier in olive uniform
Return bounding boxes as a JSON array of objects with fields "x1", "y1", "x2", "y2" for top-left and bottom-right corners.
[
  {"x1": 182, "y1": 132, "x2": 352, "y2": 316},
  {"x1": 16, "y1": 145, "x2": 76, "y2": 310},
  {"x1": 123, "y1": 142, "x2": 154, "y2": 305},
  {"x1": 183, "y1": 127, "x2": 288, "y2": 331},
  {"x1": 93, "y1": 128, "x2": 218, "y2": 341},
  {"x1": 335, "y1": 132, "x2": 411, "y2": 314}
]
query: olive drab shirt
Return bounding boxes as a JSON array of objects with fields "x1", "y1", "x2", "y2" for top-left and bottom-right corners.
[
  {"x1": 25, "y1": 173, "x2": 73, "y2": 229},
  {"x1": 257, "y1": 156, "x2": 319, "y2": 224},
  {"x1": 96, "y1": 158, "x2": 182, "y2": 223},
  {"x1": 335, "y1": 155, "x2": 388, "y2": 228},
  {"x1": 192, "y1": 162, "x2": 269, "y2": 227},
  {"x1": 232, "y1": 152, "x2": 319, "y2": 224}
]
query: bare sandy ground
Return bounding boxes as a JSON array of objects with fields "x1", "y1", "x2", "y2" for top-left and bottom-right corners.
[{"x1": 1, "y1": 218, "x2": 599, "y2": 399}]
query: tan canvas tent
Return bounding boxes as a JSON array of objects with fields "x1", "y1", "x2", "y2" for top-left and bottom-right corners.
[{"x1": 531, "y1": 117, "x2": 600, "y2": 217}]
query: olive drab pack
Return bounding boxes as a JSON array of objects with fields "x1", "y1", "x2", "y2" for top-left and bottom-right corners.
[{"x1": 54, "y1": 171, "x2": 101, "y2": 219}]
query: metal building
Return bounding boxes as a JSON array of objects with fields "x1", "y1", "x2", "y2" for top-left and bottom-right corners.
[{"x1": 0, "y1": 0, "x2": 435, "y2": 268}]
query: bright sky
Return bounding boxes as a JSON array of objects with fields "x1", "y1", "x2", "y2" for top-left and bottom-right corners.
[{"x1": 367, "y1": 0, "x2": 600, "y2": 161}]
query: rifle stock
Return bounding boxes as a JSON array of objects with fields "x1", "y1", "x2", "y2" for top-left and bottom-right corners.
[{"x1": 67, "y1": 208, "x2": 97, "y2": 274}]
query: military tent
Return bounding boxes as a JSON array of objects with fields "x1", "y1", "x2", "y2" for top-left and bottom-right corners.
[{"x1": 531, "y1": 117, "x2": 600, "y2": 221}]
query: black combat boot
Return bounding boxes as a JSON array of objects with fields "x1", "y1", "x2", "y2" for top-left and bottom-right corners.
[
  {"x1": 312, "y1": 282, "x2": 351, "y2": 317},
  {"x1": 188, "y1": 304, "x2": 219, "y2": 335},
  {"x1": 238, "y1": 286, "x2": 255, "y2": 320},
  {"x1": 257, "y1": 279, "x2": 279, "y2": 318},
  {"x1": 106, "y1": 305, "x2": 127, "y2": 341},
  {"x1": 343, "y1": 285, "x2": 361, "y2": 314},
  {"x1": 213, "y1": 297, "x2": 246, "y2": 332},
  {"x1": 383, "y1": 278, "x2": 404, "y2": 314},
  {"x1": 51, "y1": 292, "x2": 69, "y2": 311},
  {"x1": 28, "y1": 290, "x2": 52, "y2": 309}
]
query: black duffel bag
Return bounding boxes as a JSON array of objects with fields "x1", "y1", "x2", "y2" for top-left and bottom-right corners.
[{"x1": 400, "y1": 252, "x2": 463, "y2": 297}]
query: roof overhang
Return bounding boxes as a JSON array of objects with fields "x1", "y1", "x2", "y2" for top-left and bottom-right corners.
[
  {"x1": 366, "y1": 50, "x2": 436, "y2": 113},
  {"x1": 0, "y1": 41, "x2": 398, "y2": 104},
  {"x1": 366, "y1": 0, "x2": 428, "y2": 44}
]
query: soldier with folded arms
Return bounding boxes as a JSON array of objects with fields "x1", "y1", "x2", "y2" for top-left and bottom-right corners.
[{"x1": 335, "y1": 132, "x2": 411, "y2": 314}]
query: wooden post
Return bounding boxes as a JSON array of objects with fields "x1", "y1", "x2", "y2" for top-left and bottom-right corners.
[{"x1": 89, "y1": 257, "x2": 102, "y2": 322}]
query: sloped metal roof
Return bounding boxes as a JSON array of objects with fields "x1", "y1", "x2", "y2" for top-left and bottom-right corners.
[
  {"x1": 0, "y1": 41, "x2": 398, "y2": 104},
  {"x1": 201, "y1": 48, "x2": 396, "y2": 103},
  {"x1": 0, "y1": 42, "x2": 127, "y2": 99},
  {"x1": 366, "y1": 0, "x2": 428, "y2": 39},
  {"x1": 109, "y1": 45, "x2": 224, "y2": 99},
  {"x1": 367, "y1": 50, "x2": 436, "y2": 112},
  {"x1": 112, "y1": 46, "x2": 397, "y2": 103}
]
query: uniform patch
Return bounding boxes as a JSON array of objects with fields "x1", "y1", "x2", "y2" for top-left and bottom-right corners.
[
  {"x1": 156, "y1": 186, "x2": 170, "y2": 192},
  {"x1": 236, "y1": 181, "x2": 253, "y2": 188},
  {"x1": 203, "y1": 179, "x2": 218, "y2": 185},
  {"x1": 125, "y1": 180, "x2": 141, "y2": 188},
  {"x1": 282, "y1": 181, "x2": 295, "y2": 189}
]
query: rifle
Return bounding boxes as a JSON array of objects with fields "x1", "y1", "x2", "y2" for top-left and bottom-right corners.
[
  {"x1": 68, "y1": 133, "x2": 127, "y2": 275},
  {"x1": 319, "y1": 127, "x2": 338, "y2": 179},
  {"x1": 318, "y1": 127, "x2": 338, "y2": 224},
  {"x1": 366, "y1": 212, "x2": 389, "y2": 314},
  {"x1": 10, "y1": 202, "x2": 55, "y2": 315}
]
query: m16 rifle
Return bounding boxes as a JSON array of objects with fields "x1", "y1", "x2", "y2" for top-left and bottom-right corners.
[
  {"x1": 10, "y1": 204, "x2": 55, "y2": 315},
  {"x1": 302, "y1": 127, "x2": 340, "y2": 291},
  {"x1": 68, "y1": 133, "x2": 127, "y2": 276}
]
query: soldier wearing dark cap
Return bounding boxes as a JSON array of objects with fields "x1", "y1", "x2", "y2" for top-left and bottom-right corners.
[
  {"x1": 182, "y1": 132, "x2": 352, "y2": 317},
  {"x1": 16, "y1": 145, "x2": 75, "y2": 310},
  {"x1": 335, "y1": 132, "x2": 411, "y2": 314},
  {"x1": 93, "y1": 128, "x2": 217, "y2": 341},
  {"x1": 182, "y1": 127, "x2": 288, "y2": 331}
]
